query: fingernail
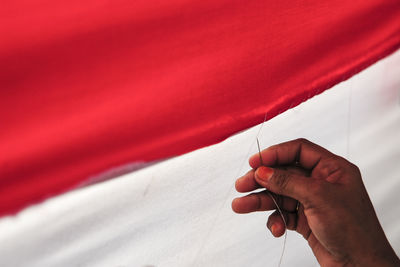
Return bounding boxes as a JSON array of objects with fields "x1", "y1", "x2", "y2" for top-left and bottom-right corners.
[
  {"x1": 255, "y1": 166, "x2": 274, "y2": 182},
  {"x1": 271, "y1": 224, "x2": 277, "y2": 235}
]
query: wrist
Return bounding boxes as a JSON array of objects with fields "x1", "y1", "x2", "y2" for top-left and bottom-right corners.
[{"x1": 349, "y1": 247, "x2": 400, "y2": 267}]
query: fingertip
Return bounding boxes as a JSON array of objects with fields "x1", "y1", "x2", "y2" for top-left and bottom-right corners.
[
  {"x1": 271, "y1": 223, "x2": 285, "y2": 237},
  {"x1": 235, "y1": 176, "x2": 248, "y2": 193},
  {"x1": 235, "y1": 171, "x2": 259, "y2": 193},
  {"x1": 231, "y1": 198, "x2": 245, "y2": 214},
  {"x1": 249, "y1": 154, "x2": 260, "y2": 169},
  {"x1": 231, "y1": 198, "x2": 239, "y2": 213},
  {"x1": 234, "y1": 178, "x2": 241, "y2": 192}
]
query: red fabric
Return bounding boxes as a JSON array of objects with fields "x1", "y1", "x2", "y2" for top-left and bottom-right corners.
[{"x1": 1, "y1": 0, "x2": 399, "y2": 217}]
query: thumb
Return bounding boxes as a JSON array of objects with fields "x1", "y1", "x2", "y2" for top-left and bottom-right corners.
[{"x1": 255, "y1": 166, "x2": 314, "y2": 204}]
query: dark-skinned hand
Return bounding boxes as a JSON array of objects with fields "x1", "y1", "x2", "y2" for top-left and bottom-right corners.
[{"x1": 232, "y1": 138, "x2": 400, "y2": 267}]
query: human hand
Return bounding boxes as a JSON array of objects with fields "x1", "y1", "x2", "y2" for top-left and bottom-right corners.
[{"x1": 232, "y1": 138, "x2": 400, "y2": 267}]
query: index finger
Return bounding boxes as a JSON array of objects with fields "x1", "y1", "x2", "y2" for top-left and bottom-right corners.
[{"x1": 249, "y1": 138, "x2": 336, "y2": 170}]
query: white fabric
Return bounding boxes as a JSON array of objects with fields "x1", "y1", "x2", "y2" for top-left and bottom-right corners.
[{"x1": 0, "y1": 50, "x2": 399, "y2": 267}]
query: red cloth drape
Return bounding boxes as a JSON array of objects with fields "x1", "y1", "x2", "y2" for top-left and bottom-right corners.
[{"x1": 1, "y1": 0, "x2": 399, "y2": 216}]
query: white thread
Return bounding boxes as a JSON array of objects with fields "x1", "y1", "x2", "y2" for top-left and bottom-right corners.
[
  {"x1": 191, "y1": 113, "x2": 269, "y2": 265},
  {"x1": 267, "y1": 191, "x2": 287, "y2": 267},
  {"x1": 194, "y1": 112, "x2": 288, "y2": 266},
  {"x1": 257, "y1": 136, "x2": 287, "y2": 267}
]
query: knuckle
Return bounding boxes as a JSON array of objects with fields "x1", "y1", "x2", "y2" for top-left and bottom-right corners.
[
  {"x1": 347, "y1": 162, "x2": 362, "y2": 182},
  {"x1": 326, "y1": 156, "x2": 362, "y2": 181},
  {"x1": 321, "y1": 158, "x2": 339, "y2": 173},
  {"x1": 250, "y1": 193, "x2": 262, "y2": 211},
  {"x1": 314, "y1": 157, "x2": 343, "y2": 179},
  {"x1": 295, "y1": 138, "x2": 309, "y2": 144},
  {"x1": 348, "y1": 161, "x2": 361, "y2": 174},
  {"x1": 294, "y1": 138, "x2": 312, "y2": 147}
]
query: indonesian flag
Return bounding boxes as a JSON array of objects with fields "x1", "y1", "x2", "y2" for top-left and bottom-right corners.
[{"x1": 1, "y1": 0, "x2": 399, "y2": 217}]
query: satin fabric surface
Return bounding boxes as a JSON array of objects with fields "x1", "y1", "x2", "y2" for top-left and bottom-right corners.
[{"x1": 1, "y1": 0, "x2": 400, "y2": 216}]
